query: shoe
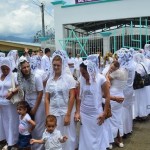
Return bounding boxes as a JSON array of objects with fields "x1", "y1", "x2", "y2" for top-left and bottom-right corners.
[
  {"x1": 118, "y1": 142, "x2": 124, "y2": 148},
  {"x1": 109, "y1": 144, "x2": 113, "y2": 149},
  {"x1": 2, "y1": 145, "x2": 8, "y2": 150}
]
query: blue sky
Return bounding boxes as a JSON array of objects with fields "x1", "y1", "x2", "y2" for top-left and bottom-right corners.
[{"x1": 0, "y1": 0, "x2": 74, "y2": 38}]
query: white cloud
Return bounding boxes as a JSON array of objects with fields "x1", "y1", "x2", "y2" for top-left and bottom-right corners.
[
  {"x1": 0, "y1": 0, "x2": 54, "y2": 38},
  {"x1": 0, "y1": 0, "x2": 74, "y2": 39}
]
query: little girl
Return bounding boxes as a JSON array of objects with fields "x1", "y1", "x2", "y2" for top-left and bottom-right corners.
[
  {"x1": 30, "y1": 115, "x2": 68, "y2": 150},
  {"x1": 17, "y1": 101, "x2": 36, "y2": 150}
]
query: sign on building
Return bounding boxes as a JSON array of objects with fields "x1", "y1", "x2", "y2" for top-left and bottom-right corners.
[{"x1": 75, "y1": 0, "x2": 99, "y2": 4}]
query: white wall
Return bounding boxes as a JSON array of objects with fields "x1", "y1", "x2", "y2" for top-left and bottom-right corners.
[{"x1": 52, "y1": 0, "x2": 150, "y2": 49}]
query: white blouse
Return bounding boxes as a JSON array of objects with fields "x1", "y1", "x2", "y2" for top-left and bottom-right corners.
[
  {"x1": 46, "y1": 75, "x2": 76, "y2": 116},
  {"x1": 24, "y1": 74, "x2": 43, "y2": 107},
  {"x1": 0, "y1": 73, "x2": 18, "y2": 105}
]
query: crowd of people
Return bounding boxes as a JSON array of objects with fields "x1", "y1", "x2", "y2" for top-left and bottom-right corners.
[{"x1": 0, "y1": 44, "x2": 150, "y2": 150}]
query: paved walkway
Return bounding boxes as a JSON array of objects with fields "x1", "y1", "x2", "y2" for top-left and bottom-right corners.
[
  {"x1": 0, "y1": 117, "x2": 149, "y2": 150},
  {"x1": 114, "y1": 116, "x2": 150, "y2": 150}
]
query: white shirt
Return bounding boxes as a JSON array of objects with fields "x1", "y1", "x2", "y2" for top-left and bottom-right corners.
[
  {"x1": 42, "y1": 129, "x2": 63, "y2": 150},
  {"x1": 19, "y1": 113, "x2": 31, "y2": 135},
  {"x1": 67, "y1": 57, "x2": 75, "y2": 68},
  {"x1": 0, "y1": 73, "x2": 18, "y2": 105},
  {"x1": 45, "y1": 75, "x2": 76, "y2": 116},
  {"x1": 41, "y1": 55, "x2": 52, "y2": 77},
  {"x1": 24, "y1": 74, "x2": 43, "y2": 107},
  {"x1": 74, "y1": 57, "x2": 83, "y2": 70}
]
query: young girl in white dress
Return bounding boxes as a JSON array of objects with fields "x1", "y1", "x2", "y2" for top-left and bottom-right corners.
[{"x1": 17, "y1": 101, "x2": 36, "y2": 150}]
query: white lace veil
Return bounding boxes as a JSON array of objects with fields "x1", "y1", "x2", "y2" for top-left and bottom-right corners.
[
  {"x1": 133, "y1": 53, "x2": 145, "y2": 64},
  {"x1": 17, "y1": 57, "x2": 35, "y2": 93},
  {"x1": 80, "y1": 59, "x2": 101, "y2": 108},
  {"x1": 0, "y1": 57, "x2": 12, "y2": 76}
]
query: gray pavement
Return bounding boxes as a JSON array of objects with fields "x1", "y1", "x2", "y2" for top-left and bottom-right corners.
[{"x1": 0, "y1": 117, "x2": 149, "y2": 150}]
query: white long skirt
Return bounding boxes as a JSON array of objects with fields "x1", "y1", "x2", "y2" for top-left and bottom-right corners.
[
  {"x1": 145, "y1": 86, "x2": 150, "y2": 115},
  {"x1": 31, "y1": 100, "x2": 45, "y2": 150},
  {"x1": 122, "y1": 89, "x2": 134, "y2": 134},
  {"x1": 0, "y1": 107, "x2": 5, "y2": 141},
  {"x1": 122, "y1": 105, "x2": 133, "y2": 134},
  {"x1": 79, "y1": 112, "x2": 106, "y2": 150},
  {"x1": 1, "y1": 104, "x2": 19, "y2": 146},
  {"x1": 109, "y1": 101, "x2": 123, "y2": 138},
  {"x1": 134, "y1": 87, "x2": 148, "y2": 117},
  {"x1": 56, "y1": 111, "x2": 76, "y2": 150},
  {"x1": 132, "y1": 95, "x2": 138, "y2": 119}
]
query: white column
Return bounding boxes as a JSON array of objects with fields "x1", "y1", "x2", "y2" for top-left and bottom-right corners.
[
  {"x1": 51, "y1": 1, "x2": 66, "y2": 50},
  {"x1": 103, "y1": 36, "x2": 110, "y2": 55}
]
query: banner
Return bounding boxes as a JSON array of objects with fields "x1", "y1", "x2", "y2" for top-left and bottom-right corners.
[{"x1": 75, "y1": 0, "x2": 99, "y2": 4}]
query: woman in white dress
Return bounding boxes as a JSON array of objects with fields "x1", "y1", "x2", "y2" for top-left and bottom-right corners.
[
  {"x1": 0, "y1": 58, "x2": 19, "y2": 150},
  {"x1": 45, "y1": 50, "x2": 76, "y2": 150},
  {"x1": 87, "y1": 54, "x2": 114, "y2": 149},
  {"x1": 106, "y1": 60, "x2": 128, "y2": 147},
  {"x1": 78, "y1": 60, "x2": 110, "y2": 150},
  {"x1": 17, "y1": 57, "x2": 45, "y2": 150},
  {"x1": 0, "y1": 52, "x2": 5, "y2": 144},
  {"x1": 144, "y1": 44, "x2": 150, "y2": 115},
  {"x1": 133, "y1": 53, "x2": 149, "y2": 118},
  {"x1": 116, "y1": 48, "x2": 136, "y2": 135}
]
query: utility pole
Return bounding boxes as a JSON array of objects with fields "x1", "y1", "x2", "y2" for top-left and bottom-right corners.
[{"x1": 41, "y1": 3, "x2": 45, "y2": 37}]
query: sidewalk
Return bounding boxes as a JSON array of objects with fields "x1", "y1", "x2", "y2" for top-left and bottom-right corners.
[
  {"x1": 0, "y1": 117, "x2": 149, "y2": 150},
  {"x1": 114, "y1": 116, "x2": 150, "y2": 150}
]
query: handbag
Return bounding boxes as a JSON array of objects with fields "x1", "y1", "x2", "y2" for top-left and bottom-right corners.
[
  {"x1": 133, "y1": 71, "x2": 145, "y2": 90},
  {"x1": 8, "y1": 73, "x2": 24, "y2": 104},
  {"x1": 102, "y1": 103, "x2": 112, "y2": 119},
  {"x1": 140, "y1": 64, "x2": 150, "y2": 86}
]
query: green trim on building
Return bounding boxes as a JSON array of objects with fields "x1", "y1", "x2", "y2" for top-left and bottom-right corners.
[{"x1": 51, "y1": 0, "x2": 66, "y2": 5}]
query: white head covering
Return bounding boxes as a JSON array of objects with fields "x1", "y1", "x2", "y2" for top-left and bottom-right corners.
[
  {"x1": 0, "y1": 52, "x2": 5, "y2": 70},
  {"x1": 30, "y1": 55, "x2": 41, "y2": 72},
  {"x1": 0, "y1": 57, "x2": 11, "y2": 69},
  {"x1": 7, "y1": 50, "x2": 19, "y2": 70},
  {"x1": 49, "y1": 50, "x2": 75, "y2": 100},
  {"x1": 51, "y1": 50, "x2": 69, "y2": 78},
  {"x1": 17, "y1": 57, "x2": 35, "y2": 93},
  {"x1": 0, "y1": 57, "x2": 12, "y2": 75},
  {"x1": 116, "y1": 48, "x2": 134, "y2": 69},
  {"x1": 0, "y1": 52, "x2": 5, "y2": 57},
  {"x1": 133, "y1": 53, "x2": 145, "y2": 64},
  {"x1": 87, "y1": 54, "x2": 100, "y2": 70},
  {"x1": 144, "y1": 44, "x2": 150, "y2": 59},
  {"x1": 144, "y1": 44, "x2": 150, "y2": 51},
  {"x1": 80, "y1": 59, "x2": 101, "y2": 108}
]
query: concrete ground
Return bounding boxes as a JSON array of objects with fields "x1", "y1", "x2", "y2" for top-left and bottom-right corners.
[
  {"x1": 0, "y1": 117, "x2": 149, "y2": 150},
  {"x1": 113, "y1": 116, "x2": 150, "y2": 150}
]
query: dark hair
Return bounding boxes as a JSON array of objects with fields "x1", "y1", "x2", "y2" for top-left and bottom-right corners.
[
  {"x1": 80, "y1": 62, "x2": 87, "y2": 71},
  {"x1": 46, "y1": 115, "x2": 57, "y2": 125},
  {"x1": 112, "y1": 60, "x2": 120, "y2": 68},
  {"x1": 45, "y1": 48, "x2": 51, "y2": 54},
  {"x1": 17, "y1": 101, "x2": 31, "y2": 114},
  {"x1": 39, "y1": 50, "x2": 43, "y2": 53}
]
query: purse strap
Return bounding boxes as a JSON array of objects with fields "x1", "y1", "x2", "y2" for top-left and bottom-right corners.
[
  {"x1": 11, "y1": 73, "x2": 16, "y2": 90},
  {"x1": 140, "y1": 63, "x2": 148, "y2": 75}
]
